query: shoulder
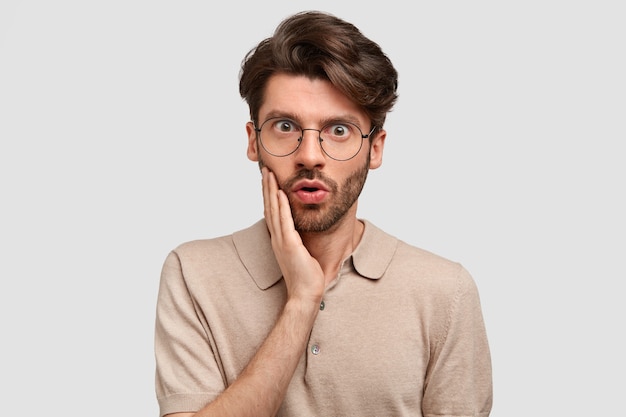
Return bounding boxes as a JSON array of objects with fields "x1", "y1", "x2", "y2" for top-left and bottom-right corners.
[
  {"x1": 160, "y1": 220, "x2": 280, "y2": 291},
  {"x1": 360, "y1": 220, "x2": 476, "y2": 295},
  {"x1": 394, "y1": 239, "x2": 477, "y2": 299},
  {"x1": 159, "y1": 220, "x2": 262, "y2": 279},
  {"x1": 395, "y1": 239, "x2": 468, "y2": 280},
  {"x1": 172, "y1": 234, "x2": 234, "y2": 260},
  {"x1": 170, "y1": 219, "x2": 267, "y2": 263}
]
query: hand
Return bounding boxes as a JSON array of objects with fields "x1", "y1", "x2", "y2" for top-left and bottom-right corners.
[{"x1": 262, "y1": 167, "x2": 325, "y2": 305}]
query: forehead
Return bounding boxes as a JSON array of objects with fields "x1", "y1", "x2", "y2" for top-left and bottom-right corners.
[{"x1": 259, "y1": 73, "x2": 369, "y2": 125}]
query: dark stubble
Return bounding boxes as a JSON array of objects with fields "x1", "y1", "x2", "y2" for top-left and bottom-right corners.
[{"x1": 258, "y1": 153, "x2": 370, "y2": 233}]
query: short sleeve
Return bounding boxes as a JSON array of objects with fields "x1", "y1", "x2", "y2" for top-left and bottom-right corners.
[
  {"x1": 154, "y1": 250, "x2": 226, "y2": 416},
  {"x1": 422, "y1": 266, "x2": 493, "y2": 417}
]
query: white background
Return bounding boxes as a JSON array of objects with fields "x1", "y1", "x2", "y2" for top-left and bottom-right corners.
[{"x1": 1, "y1": 1, "x2": 624, "y2": 416}]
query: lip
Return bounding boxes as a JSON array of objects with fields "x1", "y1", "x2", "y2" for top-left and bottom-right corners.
[{"x1": 291, "y1": 179, "x2": 329, "y2": 204}]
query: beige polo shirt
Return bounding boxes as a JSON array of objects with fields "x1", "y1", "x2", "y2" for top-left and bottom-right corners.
[{"x1": 155, "y1": 219, "x2": 492, "y2": 417}]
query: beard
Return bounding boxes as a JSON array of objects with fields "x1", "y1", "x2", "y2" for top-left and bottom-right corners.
[{"x1": 258, "y1": 154, "x2": 370, "y2": 233}]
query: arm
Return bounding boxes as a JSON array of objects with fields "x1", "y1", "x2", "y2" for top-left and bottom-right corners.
[
  {"x1": 422, "y1": 267, "x2": 493, "y2": 417},
  {"x1": 165, "y1": 168, "x2": 325, "y2": 417}
]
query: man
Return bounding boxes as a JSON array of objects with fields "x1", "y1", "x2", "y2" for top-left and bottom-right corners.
[{"x1": 154, "y1": 10, "x2": 492, "y2": 417}]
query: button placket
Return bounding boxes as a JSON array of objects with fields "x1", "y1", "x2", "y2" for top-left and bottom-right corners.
[{"x1": 310, "y1": 273, "x2": 341, "y2": 359}]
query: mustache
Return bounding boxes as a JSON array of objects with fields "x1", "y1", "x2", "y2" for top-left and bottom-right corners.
[{"x1": 282, "y1": 169, "x2": 338, "y2": 192}]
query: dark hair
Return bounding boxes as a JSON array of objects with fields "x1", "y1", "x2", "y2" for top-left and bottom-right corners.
[{"x1": 239, "y1": 11, "x2": 398, "y2": 133}]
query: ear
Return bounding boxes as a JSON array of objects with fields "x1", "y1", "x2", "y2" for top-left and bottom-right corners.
[
  {"x1": 246, "y1": 121, "x2": 259, "y2": 162},
  {"x1": 368, "y1": 128, "x2": 386, "y2": 169}
]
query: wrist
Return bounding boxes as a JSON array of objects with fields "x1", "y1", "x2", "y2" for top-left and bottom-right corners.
[{"x1": 283, "y1": 296, "x2": 321, "y2": 321}]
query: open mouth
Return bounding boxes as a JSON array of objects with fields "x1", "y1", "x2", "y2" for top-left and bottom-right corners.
[{"x1": 293, "y1": 183, "x2": 328, "y2": 204}]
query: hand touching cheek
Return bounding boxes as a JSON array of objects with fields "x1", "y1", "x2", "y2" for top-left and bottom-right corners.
[{"x1": 261, "y1": 167, "x2": 325, "y2": 305}]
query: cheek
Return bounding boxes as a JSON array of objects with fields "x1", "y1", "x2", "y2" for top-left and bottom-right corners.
[{"x1": 257, "y1": 155, "x2": 288, "y2": 185}]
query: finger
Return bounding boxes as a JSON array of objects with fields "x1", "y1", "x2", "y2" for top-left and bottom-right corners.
[
  {"x1": 262, "y1": 168, "x2": 282, "y2": 240},
  {"x1": 261, "y1": 167, "x2": 271, "y2": 221},
  {"x1": 277, "y1": 189, "x2": 298, "y2": 241}
]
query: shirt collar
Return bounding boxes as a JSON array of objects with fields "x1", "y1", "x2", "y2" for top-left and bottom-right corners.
[{"x1": 232, "y1": 219, "x2": 398, "y2": 290}]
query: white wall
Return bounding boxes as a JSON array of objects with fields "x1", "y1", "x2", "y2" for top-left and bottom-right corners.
[{"x1": 1, "y1": 1, "x2": 624, "y2": 415}]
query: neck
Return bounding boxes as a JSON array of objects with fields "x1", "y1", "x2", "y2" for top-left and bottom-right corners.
[{"x1": 300, "y1": 215, "x2": 364, "y2": 287}]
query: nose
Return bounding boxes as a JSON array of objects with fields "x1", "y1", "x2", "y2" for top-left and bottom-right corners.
[{"x1": 295, "y1": 128, "x2": 325, "y2": 168}]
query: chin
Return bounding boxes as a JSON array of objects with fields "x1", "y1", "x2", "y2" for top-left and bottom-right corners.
[{"x1": 293, "y1": 209, "x2": 347, "y2": 234}]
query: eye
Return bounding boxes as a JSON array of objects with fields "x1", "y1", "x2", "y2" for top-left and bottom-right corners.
[
  {"x1": 332, "y1": 125, "x2": 347, "y2": 136},
  {"x1": 273, "y1": 119, "x2": 298, "y2": 133},
  {"x1": 323, "y1": 123, "x2": 355, "y2": 140}
]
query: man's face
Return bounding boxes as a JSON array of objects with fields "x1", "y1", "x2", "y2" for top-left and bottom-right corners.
[{"x1": 246, "y1": 73, "x2": 385, "y2": 233}]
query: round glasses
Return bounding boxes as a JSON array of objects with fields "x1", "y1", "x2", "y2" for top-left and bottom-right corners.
[{"x1": 255, "y1": 117, "x2": 376, "y2": 161}]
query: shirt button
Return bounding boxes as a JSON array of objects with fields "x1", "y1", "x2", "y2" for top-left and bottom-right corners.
[
  {"x1": 320, "y1": 300, "x2": 325, "y2": 311},
  {"x1": 311, "y1": 344, "x2": 320, "y2": 355}
]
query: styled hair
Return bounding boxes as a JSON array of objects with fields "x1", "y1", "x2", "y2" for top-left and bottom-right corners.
[{"x1": 239, "y1": 11, "x2": 398, "y2": 133}]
